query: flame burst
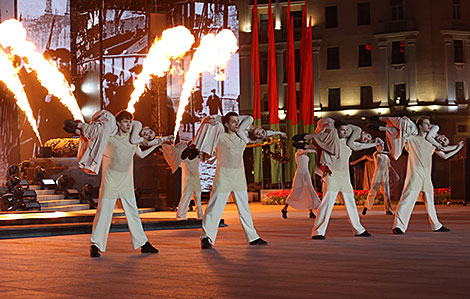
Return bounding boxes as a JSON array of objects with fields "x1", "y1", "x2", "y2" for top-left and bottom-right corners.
[
  {"x1": 0, "y1": 47, "x2": 42, "y2": 145},
  {"x1": 173, "y1": 29, "x2": 238, "y2": 137},
  {"x1": 0, "y1": 19, "x2": 84, "y2": 122},
  {"x1": 126, "y1": 26, "x2": 195, "y2": 113}
]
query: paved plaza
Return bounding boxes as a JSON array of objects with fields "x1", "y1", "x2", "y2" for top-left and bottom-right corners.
[{"x1": 0, "y1": 203, "x2": 469, "y2": 298}]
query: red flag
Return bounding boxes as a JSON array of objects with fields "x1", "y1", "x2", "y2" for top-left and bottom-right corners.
[
  {"x1": 300, "y1": 5, "x2": 313, "y2": 126},
  {"x1": 286, "y1": 0, "x2": 297, "y2": 125},
  {"x1": 307, "y1": 19, "x2": 314, "y2": 125},
  {"x1": 251, "y1": 0, "x2": 261, "y2": 122},
  {"x1": 267, "y1": 0, "x2": 279, "y2": 125}
]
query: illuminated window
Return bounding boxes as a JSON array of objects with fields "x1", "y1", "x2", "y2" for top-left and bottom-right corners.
[
  {"x1": 393, "y1": 83, "x2": 407, "y2": 105},
  {"x1": 392, "y1": 41, "x2": 405, "y2": 64},
  {"x1": 359, "y1": 44, "x2": 372, "y2": 67}
]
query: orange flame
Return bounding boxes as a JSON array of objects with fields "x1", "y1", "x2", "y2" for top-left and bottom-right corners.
[
  {"x1": 0, "y1": 19, "x2": 84, "y2": 122},
  {"x1": 0, "y1": 47, "x2": 42, "y2": 145},
  {"x1": 173, "y1": 29, "x2": 238, "y2": 137},
  {"x1": 126, "y1": 26, "x2": 195, "y2": 113}
]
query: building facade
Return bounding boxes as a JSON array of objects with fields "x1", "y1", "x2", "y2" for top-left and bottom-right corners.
[{"x1": 237, "y1": 0, "x2": 470, "y2": 189}]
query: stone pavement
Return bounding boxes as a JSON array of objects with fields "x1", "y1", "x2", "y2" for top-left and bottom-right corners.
[{"x1": 0, "y1": 203, "x2": 468, "y2": 298}]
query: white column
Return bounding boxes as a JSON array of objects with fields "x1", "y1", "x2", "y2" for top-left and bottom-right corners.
[
  {"x1": 406, "y1": 36, "x2": 418, "y2": 105},
  {"x1": 276, "y1": 48, "x2": 286, "y2": 111},
  {"x1": 444, "y1": 36, "x2": 456, "y2": 103},
  {"x1": 313, "y1": 42, "x2": 321, "y2": 110},
  {"x1": 377, "y1": 39, "x2": 389, "y2": 106}
]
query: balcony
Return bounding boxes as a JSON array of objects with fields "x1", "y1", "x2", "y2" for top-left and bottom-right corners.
[
  {"x1": 378, "y1": 19, "x2": 416, "y2": 33},
  {"x1": 442, "y1": 18, "x2": 470, "y2": 31}
]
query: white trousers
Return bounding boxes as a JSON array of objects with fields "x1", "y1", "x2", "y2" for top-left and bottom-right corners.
[
  {"x1": 312, "y1": 191, "x2": 366, "y2": 236},
  {"x1": 393, "y1": 190, "x2": 442, "y2": 232},
  {"x1": 365, "y1": 182, "x2": 393, "y2": 212},
  {"x1": 177, "y1": 191, "x2": 203, "y2": 219},
  {"x1": 90, "y1": 196, "x2": 148, "y2": 252},
  {"x1": 202, "y1": 190, "x2": 260, "y2": 245}
]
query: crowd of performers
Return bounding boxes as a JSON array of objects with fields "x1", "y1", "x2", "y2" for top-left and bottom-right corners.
[{"x1": 64, "y1": 110, "x2": 463, "y2": 257}]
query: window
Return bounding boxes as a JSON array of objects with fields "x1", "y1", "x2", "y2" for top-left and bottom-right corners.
[
  {"x1": 453, "y1": 0, "x2": 461, "y2": 20},
  {"x1": 260, "y1": 51, "x2": 268, "y2": 84},
  {"x1": 325, "y1": 6, "x2": 338, "y2": 28},
  {"x1": 260, "y1": 14, "x2": 268, "y2": 33},
  {"x1": 391, "y1": 41, "x2": 405, "y2": 64},
  {"x1": 327, "y1": 47, "x2": 340, "y2": 69},
  {"x1": 359, "y1": 44, "x2": 372, "y2": 67},
  {"x1": 361, "y1": 86, "x2": 373, "y2": 107},
  {"x1": 291, "y1": 11, "x2": 303, "y2": 40},
  {"x1": 457, "y1": 124, "x2": 467, "y2": 133},
  {"x1": 328, "y1": 88, "x2": 341, "y2": 109},
  {"x1": 454, "y1": 40, "x2": 464, "y2": 63},
  {"x1": 357, "y1": 3, "x2": 371, "y2": 25},
  {"x1": 456, "y1": 81, "x2": 465, "y2": 103},
  {"x1": 391, "y1": 0, "x2": 404, "y2": 20},
  {"x1": 393, "y1": 83, "x2": 407, "y2": 105}
]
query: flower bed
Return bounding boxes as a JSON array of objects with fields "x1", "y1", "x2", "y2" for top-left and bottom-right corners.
[
  {"x1": 261, "y1": 188, "x2": 451, "y2": 205},
  {"x1": 261, "y1": 190, "x2": 290, "y2": 205}
]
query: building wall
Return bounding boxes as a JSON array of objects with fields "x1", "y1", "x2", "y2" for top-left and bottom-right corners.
[{"x1": 237, "y1": 0, "x2": 470, "y2": 188}]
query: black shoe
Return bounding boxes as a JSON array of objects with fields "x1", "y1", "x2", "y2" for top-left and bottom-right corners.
[
  {"x1": 386, "y1": 210, "x2": 394, "y2": 215},
  {"x1": 188, "y1": 148, "x2": 199, "y2": 160},
  {"x1": 362, "y1": 207, "x2": 368, "y2": 215},
  {"x1": 367, "y1": 124, "x2": 381, "y2": 132},
  {"x1": 201, "y1": 237, "x2": 212, "y2": 249},
  {"x1": 312, "y1": 235, "x2": 325, "y2": 240},
  {"x1": 90, "y1": 245, "x2": 101, "y2": 258},
  {"x1": 392, "y1": 227, "x2": 404, "y2": 234},
  {"x1": 141, "y1": 242, "x2": 159, "y2": 254},
  {"x1": 281, "y1": 209, "x2": 288, "y2": 219},
  {"x1": 309, "y1": 211, "x2": 316, "y2": 219},
  {"x1": 293, "y1": 142, "x2": 307, "y2": 149},
  {"x1": 181, "y1": 146, "x2": 191, "y2": 160},
  {"x1": 434, "y1": 226, "x2": 450, "y2": 232},
  {"x1": 293, "y1": 133, "x2": 307, "y2": 142},
  {"x1": 249, "y1": 238, "x2": 268, "y2": 245},
  {"x1": 355, "y1": 230, "x2": 371, "y2": 237}
]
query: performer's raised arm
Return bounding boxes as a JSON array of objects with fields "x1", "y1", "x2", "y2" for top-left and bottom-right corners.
[
  {"x1": 136, "y1": 144, "x2": 159, "y2": 159},
  {"x1": 425, "y1": 124, "x2": 445, "y2": 151},
  {"x1": 130, "y1": 120, "x2": 144, "y2": 144},
  {"x1": 143, "y1": 135, "x2": 173, "y2": 147},
  {"x1": 267, "y1": 130, "x2": 287, "y2": 139},
  {"x1": 346, "y1": 124, "x2": 363, "y2": 150},
  {"x1": 435, "y1": 140, "x2": 464, "y2": 160},
  {"x1": 350, "y1": 155, "x2": 373, "y2": 166}
]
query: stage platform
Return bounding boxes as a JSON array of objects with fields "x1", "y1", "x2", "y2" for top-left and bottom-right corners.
[{"x1": 0, "y1": 209, "x2": 225, "y2": 239}]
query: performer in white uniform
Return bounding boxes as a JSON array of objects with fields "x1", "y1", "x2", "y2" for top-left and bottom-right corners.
[
  {"x1": 187, "y1": 114, "x2": 285, "y2": 160},
  {"x1": 200, "y1": 112, "x2": 267, "y2": 249},
  {"x1": 359, "y1": 143, "x2": 400, "y2": 215},
  {"x1": 311, "y1": 120, "x2": 380, "y2": 239},
  {"x1": 370, "y1": 116, "x2": 445, "y2": 161},
  {"x1": 161, "y1": 143, "x2": 204, "y2": 219},
  {"x1": 281, "y1": 149, "x2": 320, "y2": 219},
  {"x1": 66, "y1": 111, "x2": 171, "y2": 175},
  {"x1": 392, "y1": 116, "x2": 463, "y2": 234},
  {"x1": 89, "y1": 111, "x2": 159, "y2": 257}
]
